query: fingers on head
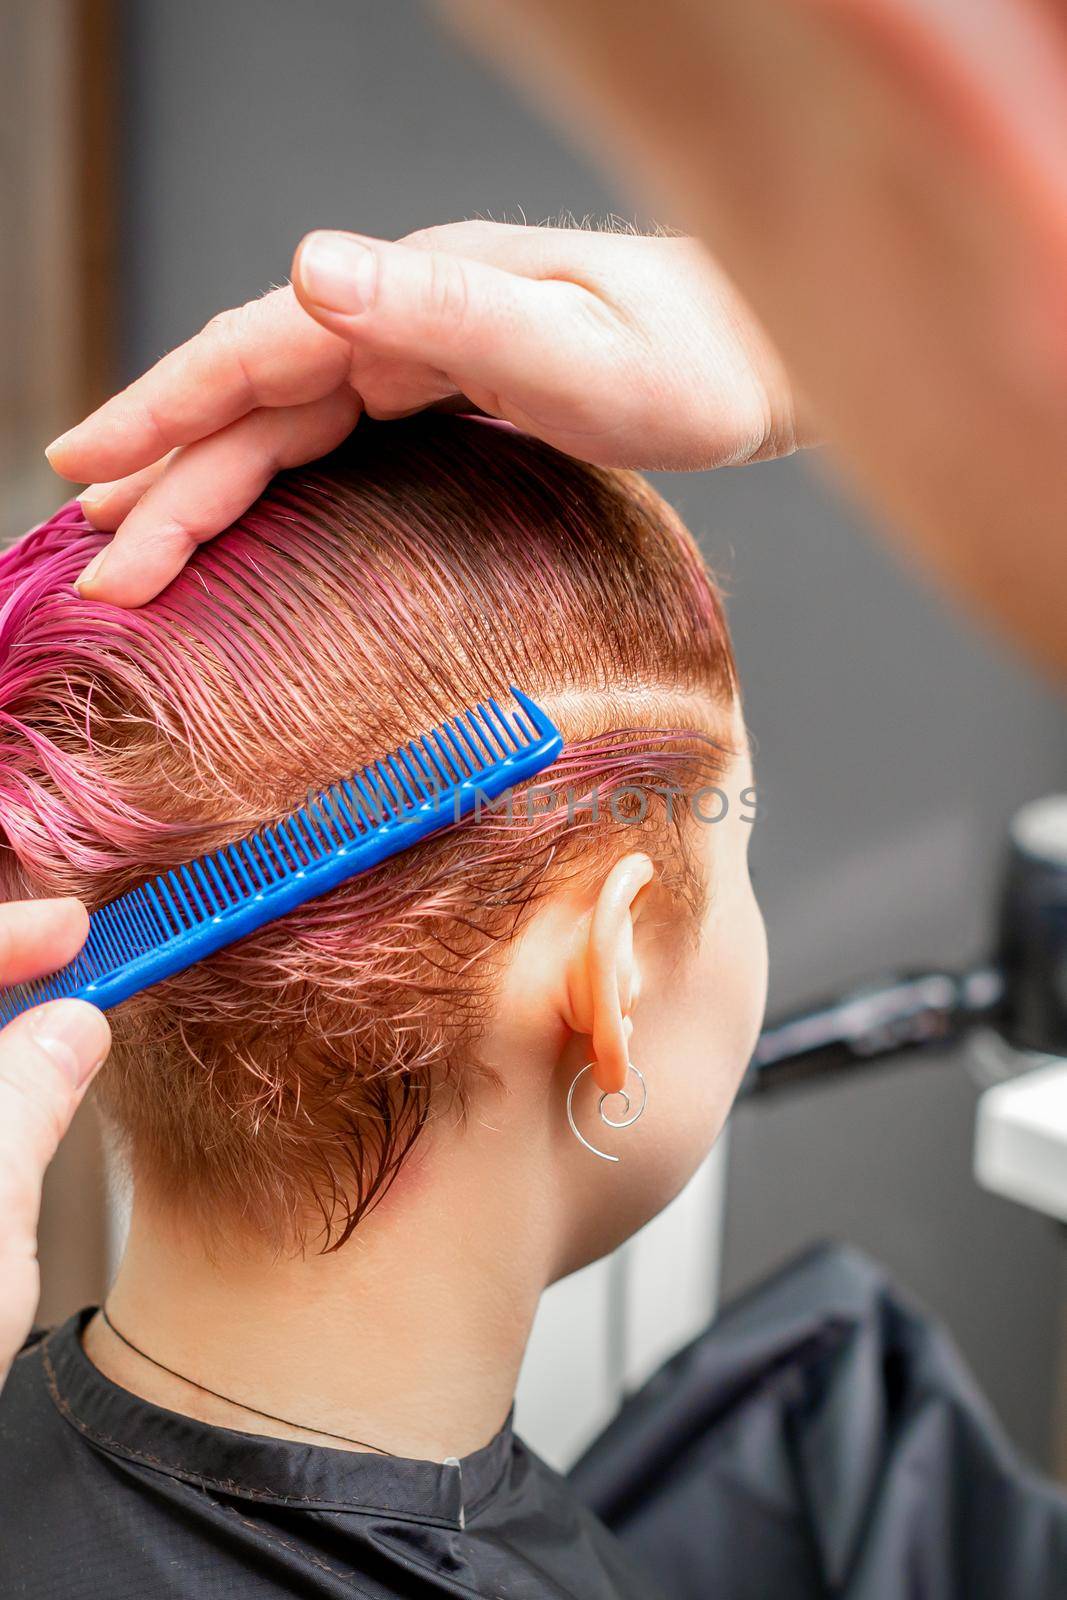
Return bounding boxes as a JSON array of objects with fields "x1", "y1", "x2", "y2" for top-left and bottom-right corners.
[
  {"x1": 75, "y1": 390, "x2": 362, "y2": 608},
  {"x1": 47, "y1": 285, "x2": 350, "y2": 484},
  {"x1": 79, "y1": 461, "x2": 171, "y2": 531}
]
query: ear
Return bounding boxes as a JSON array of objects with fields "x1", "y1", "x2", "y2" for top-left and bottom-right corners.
[{"x1": 564, "y1": 853, "x2": 655, "y2": 1095}]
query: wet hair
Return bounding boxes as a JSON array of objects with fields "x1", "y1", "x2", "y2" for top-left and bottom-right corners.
[{"x1": 0, "y1": 416, "x2": 738, "y2": 1248}]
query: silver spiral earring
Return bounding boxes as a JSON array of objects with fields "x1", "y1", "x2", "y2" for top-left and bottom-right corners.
[{"x1": 566, "y1": 1062, "x2": 648, "y2": 1163}]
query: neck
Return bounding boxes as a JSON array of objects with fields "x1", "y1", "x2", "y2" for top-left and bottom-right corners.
[{"x1": 85, "y1": 1127, "x2": 555, "y2": 1462}]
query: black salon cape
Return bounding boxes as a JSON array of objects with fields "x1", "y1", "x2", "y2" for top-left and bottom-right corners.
[
  {"x1": 574, "y1": 1241, "x2": 1067, "y2": 1600},
  {"x1": 0, "y1": 1312, "x2": 663, "y2": 1600}
]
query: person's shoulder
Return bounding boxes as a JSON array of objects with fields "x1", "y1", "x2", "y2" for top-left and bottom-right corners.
[
  {"x1": 482, "y1": 1434, "x2": 671, "y2": 1600},
  {"x1": 0, "y1": 1321, "x2": 98, "y2": 1593},
  {"x1": 0, "y1": 1326, "x2": 56, "y2": 1437},
  {"x1": 0, "y1": 1320, "x2": 81, "y2": 1479}
]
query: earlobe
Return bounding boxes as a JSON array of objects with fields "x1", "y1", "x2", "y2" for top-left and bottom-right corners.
[{"x1": 585, "y1": 852, "x2": 654, "y2": 1095}]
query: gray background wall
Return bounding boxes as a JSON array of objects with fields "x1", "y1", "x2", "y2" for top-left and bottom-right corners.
[{"x1": 120, "y1": 0, "x2": 1067, "y2": 1466}]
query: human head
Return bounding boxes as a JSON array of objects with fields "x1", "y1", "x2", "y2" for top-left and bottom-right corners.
[{"x1": 0, "y1": 416, "x2": 766, "y2": 1268}]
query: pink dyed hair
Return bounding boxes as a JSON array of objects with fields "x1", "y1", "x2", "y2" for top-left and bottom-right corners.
[{"x1": 0, "y1": 417, "x2": 738, "y2": 1247}]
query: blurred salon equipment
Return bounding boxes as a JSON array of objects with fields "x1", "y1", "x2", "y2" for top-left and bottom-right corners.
[
  {"x1": 748, "y1": 793, "x2": 1067, "y2": 1094},
  {"x1": 745, "y1": 793, "x2": 1067, "y2": 1480},
  {"x1": 746, "y1": 793, "x2": 1067, "y2": 1413},
  {"x1": 971, "y1": 799, "x2": 1067, "y2": 1227}
]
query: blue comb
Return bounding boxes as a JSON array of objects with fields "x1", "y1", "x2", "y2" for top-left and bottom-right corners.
[{"x1": 0, "y1": 688, "x2": 562, "y2": 1024}]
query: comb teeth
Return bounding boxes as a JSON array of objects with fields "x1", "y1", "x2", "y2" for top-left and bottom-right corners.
[{"x1": 0, "y1": 688, "x2": 562, "y2": 1025}]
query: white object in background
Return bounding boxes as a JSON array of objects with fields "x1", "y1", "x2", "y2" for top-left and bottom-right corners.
[
  {"x1": 621, "y1": 1132, "x2": 726, "y2": 1394},
  {"x1": 974, "y1": 1058, "x2": 1067, "y2": 1222},
  {"x1": 515, "y1": 1135, "x2": 728, "y2": 1472},
  {"x1": 512, "y1": 1248, "x2": 622, "y2": 1474}
]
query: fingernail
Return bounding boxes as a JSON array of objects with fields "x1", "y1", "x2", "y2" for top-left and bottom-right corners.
[
  {"x1": 298, "y1": 232, "x2": 378, "y2": 314},
  {"x1": 31, "y1": 1001, "x2": 111, "y2": 1089},
  {"x1": 77, "y1": 487, "x2": 105, "y2": 516},
  {"x1": 45, "y1": 430, "x2": 75, "y2": 464},
  {"x1": 75, "y1": 549, "x2": 108, "y2": 594}
]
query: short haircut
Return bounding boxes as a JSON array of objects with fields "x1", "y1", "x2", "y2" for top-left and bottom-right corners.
[{"x1": 0, "y1": 417, "x2": 738, "y2": 1248}]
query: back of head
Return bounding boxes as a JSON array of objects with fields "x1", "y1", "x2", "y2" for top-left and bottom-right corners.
[{"x1": 0, "y1": 416, "x2": 739, "y2": 1247}]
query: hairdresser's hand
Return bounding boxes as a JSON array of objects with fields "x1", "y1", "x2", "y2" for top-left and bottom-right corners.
[
  {"x1": 45, "y1": 223, "x2": 811, "y2": 606},
  {"x1": 447, "y1": 0, "x2": 1067, "y2": 681},
  {"x1": 0, "y1": 901, "x2": 110, "y2": 1390}
]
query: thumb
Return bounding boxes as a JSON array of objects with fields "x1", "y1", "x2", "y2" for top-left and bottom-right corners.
[
  {"x1": 292, "y1": 229, "x2": 607, "y2": 419},
  {"x1": 0, "y1": 1000, "x2": 111, "y2": 1381}
]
